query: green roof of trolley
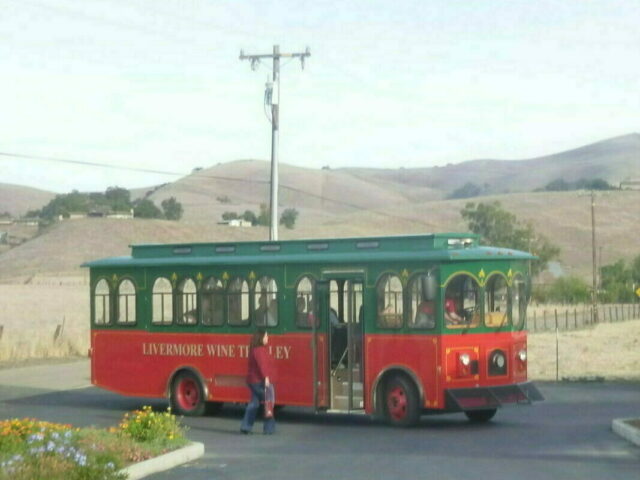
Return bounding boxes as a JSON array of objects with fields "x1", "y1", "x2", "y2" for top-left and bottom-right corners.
[{"x1": 82, "y1": 233, "x2": 536, "y2": 269}]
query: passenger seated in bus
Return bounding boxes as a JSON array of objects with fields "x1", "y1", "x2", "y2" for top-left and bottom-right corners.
[
  {"x1": 182, "y1": 309, "x2": 197, "y2": 324},
  {"x1": 254, "y1": 295, "x2": 269, "y2": 325},
  {"x1": 444, "y1": 297, "x2": 464, "y2": 325},
  {"x1": 266, "y1": 299, "x2": 278, "y2": 326},
  {"x1": 296, "y1": 297, "x2": 315, "y2": 326},
  {"x1": 414, "y1": 301, "x2": 435, "y2": 328}
]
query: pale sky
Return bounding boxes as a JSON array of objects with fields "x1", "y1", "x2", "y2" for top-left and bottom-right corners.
[{"x1": 1, "y1": 0, "x2": 638, "y2": 193}]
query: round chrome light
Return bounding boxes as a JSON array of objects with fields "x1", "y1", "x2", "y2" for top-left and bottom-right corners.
[
  {"x1": 493, "y1": 352, "x2": 505, "y2": 368},
  {"x1": 518, "y1": 349, "x2": 527, "y2": 362},
  {"x1": 459, "y1": 353, "x2": 471, "y2": 366}
]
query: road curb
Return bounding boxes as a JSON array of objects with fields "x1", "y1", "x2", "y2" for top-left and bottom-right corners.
[
  {"x1": 119, "y1": 441, "x2": 205, "y2": 480},
  {"x1": 612, "y1": 418, "x2": 640, "y2": 447}
]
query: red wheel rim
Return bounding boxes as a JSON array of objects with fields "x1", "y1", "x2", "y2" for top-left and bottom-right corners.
[
  {"x1": 387, "y1": 386, "x2": 407, "y2": 421},
  {"x1": 176, "y1": 378, "x2": 200, "y2": 411}
]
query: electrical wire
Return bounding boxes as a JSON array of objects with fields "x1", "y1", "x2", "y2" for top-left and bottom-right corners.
[{"x1": 0, "y1": 150, "x2": 433, "y2": 225}]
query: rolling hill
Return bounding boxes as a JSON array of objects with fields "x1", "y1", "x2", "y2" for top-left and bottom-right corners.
[
  {"x1": 0, "y1": 183, "x2": 55, "y2": 217},
  {"x1": 0, "y1": 133, "x2": 638, "y2": 282},
  {"x1": 0, "y1": 190, "x2": 638, "y2": 283}
]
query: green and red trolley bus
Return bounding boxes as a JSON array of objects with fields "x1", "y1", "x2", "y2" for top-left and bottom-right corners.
[{"x1": 84, "y1": 233, "x2": 542, "y2": 426}]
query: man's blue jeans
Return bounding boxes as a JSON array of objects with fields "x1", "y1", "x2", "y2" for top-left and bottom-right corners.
[{"x1": 240, "y1": 382, "x2": 275, "y2": 434}]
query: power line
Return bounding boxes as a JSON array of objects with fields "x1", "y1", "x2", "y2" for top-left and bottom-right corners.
[{"x1": 0, "y1": 150, "x2": 432, "y2": 226}]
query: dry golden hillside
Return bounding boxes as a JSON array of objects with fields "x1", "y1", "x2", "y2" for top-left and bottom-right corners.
[
  {"x1": 0, "y1": 189, "x2": 638, "y2": 281},
  {"x1": 0, "y1": 183, "x2": 55, "y2": 217}
]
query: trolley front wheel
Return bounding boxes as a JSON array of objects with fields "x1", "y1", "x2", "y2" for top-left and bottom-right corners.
[
  {"x1": 383, "y1": 375, "x2": 420, "y2": 427},
  {"x1": 170, "y1": 371, "x2": 206, "y2": 416},
  {"x1": 464, "y1": 408, "x2": 497, "y2": 423}
]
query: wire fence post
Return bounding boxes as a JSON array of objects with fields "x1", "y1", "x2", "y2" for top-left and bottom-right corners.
[{"x1": 555, "y1": 309, "x2": 559, "y2": 381}]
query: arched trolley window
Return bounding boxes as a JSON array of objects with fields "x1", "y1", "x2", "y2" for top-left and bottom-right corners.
[
  {"x1": 202, "y1": 277, "x2": 224, "y2": 326},
  {"x1": 444, "y1": 274, "x2": 480, "y2": 328},
  {"x1": 228, "y1": 278, "x2": 250, "y2": 326},
  {"x1": 93, "y1": 278, "x2": 111, "y2": 325},
  {"x1": 511, "y1": 274, "x2": 528, "y2": 329},
  {"x1": 117, "y1": 279, "x2": 136, "y2": 324},
  {"x1": 177, "y1": 278, "x2": 197, "y2": 325},
  {"x1": 407, "y1": 271, "x2": 437, "y2": 329},
  {"x1": 485, "y1": 274, "x2": 509, "y2": 327},
  {"x1": 376, "y1": 274, "x2": 403, "y2": 329},
  {"x1": 152, "y1": 277, "x2": 173, "y2": 325},
  {"x1": 254, "y1": 276, "x2": 278, "y2": 327},
  {"x1": 295, "y1": 276, "x2": 318, "y2": 328}
]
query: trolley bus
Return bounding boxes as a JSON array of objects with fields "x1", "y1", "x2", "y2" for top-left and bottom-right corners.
[{"x1": 84, "y1": 233, "x2": 543, "y2": 427}]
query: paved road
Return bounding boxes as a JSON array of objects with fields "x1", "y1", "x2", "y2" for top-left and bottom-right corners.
[{"x1": 1, "y1": 360, "x2": 639, "y2": 480}]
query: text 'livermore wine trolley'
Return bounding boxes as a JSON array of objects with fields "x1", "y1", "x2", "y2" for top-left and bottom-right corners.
[{"x1": 83, "y1": 233, "x2": 543, "y2": 427}]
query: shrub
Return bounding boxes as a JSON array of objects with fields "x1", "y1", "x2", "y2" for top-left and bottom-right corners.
[
  {"x1": 0, "y1": 407, "x2": 188, "y2": 480},
  {"x1": 117, "y1": 406, "x2": 187, "y2": 445}
]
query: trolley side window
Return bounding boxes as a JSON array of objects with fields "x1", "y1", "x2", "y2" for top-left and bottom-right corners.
[
  {"x1": 376, "y1": 274, "x2": 403, "y2": 329},
  {"x1": 152, "y1": 277, "x2": 173, "y2": 325},
  {"x1": 254, "y1": 276, "x2": 278, "y2": 327},
  {"x1": 94, "y1": 278, "x2": 111, "y2": 325},
  {"x1": 202, "y1": 277, "x2": 224, "y2": 326},
  {"x1": 444, "y1": 274, "x2": 480, "y2": 328},
  {"x1": 295, "y1": 276, "x2": 318, "y2": 328},
  {"x1": 228, "y1": 278, "x2": 250, "y2": 326},
  {"x1": 177, "y1": 278, "x2": 198, "y2": 325},
  {"x1": 512, "y1": 275, "x2": 527, "y2": 329},
  {"x1": 117, "y1": 279, "x2": 136, "y2": 325},
  {"x1": 407, "y1": 272, "x2": 436, "y2": 329},
  {"x1": 484, "y1": 274, "x2": 509, "y2": 327}
]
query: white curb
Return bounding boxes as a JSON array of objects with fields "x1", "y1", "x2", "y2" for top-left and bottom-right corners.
[
  {"x1": 612, "y1": 418, "x2": 640, "y2": 448},
  {"x1": 119, "y1": 442, "x2": 205, "y2": 480}
]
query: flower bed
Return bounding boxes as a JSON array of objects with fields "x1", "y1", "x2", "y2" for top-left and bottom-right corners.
[{"x1": 0, "y1": 406, "x2": 188, "y2": 480}]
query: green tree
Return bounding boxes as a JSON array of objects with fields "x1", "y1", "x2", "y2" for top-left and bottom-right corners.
[
  {"x1": 161, "y1": 197, "x2": 183, "y2": 220},
  {"x1": 222, "y1": 211, "x2": 239, "y2": 221},
  {"x1": 242, "y1": 210, "x2": 258, "y2": 225},
  {"x1": 279, "y1": 208, "x2": 299, "y2": 229},
  {"x1": 460, "y1": 201, "x2": 560, "y2": 276},
  {"x1": 257, "y1": 203, "x2": 270, "y2": 226},
  {"x1": 105, "y1": 186, "x2": 132, "y2": 211},
  {"x1": 599, "y1": 259, "x2": 635, "y2": 303},
  {"x1": 538, "y1": 276, "x2": 591, "y2": 304},
  {"x1": 543, "y1": 178, "x2": 571, "y2": 191},
  {"x1": 447, "y1": 182, "x2": 484, "y2": 199},
  {"x1": 576, "y1": 178, "x2": 614, "y2": 191},
  {"x1": 133, "y1": 199, "x2": 163, "y2": 219}
]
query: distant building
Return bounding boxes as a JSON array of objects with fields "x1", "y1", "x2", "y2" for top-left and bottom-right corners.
[
  {"x1": 218, "y1": 219, "x2": 252, "y2": 228},
  {"x1": 106, "y1": 209, "x2": 134, "y2": 219},
  {"x1": 17, "y1": 218, "x2": 39, "y2": 226},
  {"x1": 620, "y1": 178, "x2": 640, "y2": 190},
  {"x1": 0, "y1": 218, "x2": 13, "y2": 226},
  {"x1": 0, "y1": 231, "x2": 7, "y2": 243}
]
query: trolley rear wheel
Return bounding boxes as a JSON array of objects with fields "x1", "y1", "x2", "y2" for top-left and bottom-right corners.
[
  {"x1": 465, "y1": 408, "x2": 497, "y2": 423},
  {"x1": 170, "y1": 371, "x2": 206, "y2": 416},
  {"x1": 383, "y1": 375, "x2": 420, "y2": 427}
]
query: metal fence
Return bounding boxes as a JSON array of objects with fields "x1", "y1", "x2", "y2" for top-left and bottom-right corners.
[{"x1": 528, "y1": 303, "x2": 640, "y2": 332}]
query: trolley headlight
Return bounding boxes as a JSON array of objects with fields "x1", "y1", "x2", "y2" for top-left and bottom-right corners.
[
  {"x1": 518, "y1": 349, "x2": 527, "y2": 362},
  {"x1": 459, "y1": 353, "x2": 471, "y2": 366},
  {"x1": 488, "y1": 349, "x2": 507, "y2": 376}
]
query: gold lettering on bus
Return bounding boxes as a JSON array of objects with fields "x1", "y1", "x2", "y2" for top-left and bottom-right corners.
[{"x1": 142, "y1": 342, "x2": 290, "y2": 360}]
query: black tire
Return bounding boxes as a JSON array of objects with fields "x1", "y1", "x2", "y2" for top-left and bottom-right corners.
[
  {"x1": 383, "y1": 375, "x2": 420, "y2": 427},
  {"x1": 170, "y1": 371, "x2": 206, "y2": 416},
  {"x1": 465, "y1": 408, "x2": 497, "y2": 423}
]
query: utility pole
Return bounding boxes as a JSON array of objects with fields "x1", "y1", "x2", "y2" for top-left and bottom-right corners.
[
  {"x1": 579, "y1": 190, "x2": 600, "y2": 323},
  {"x1": 240, "y1": 45, "x2": 310, "y2": 241},
  {"x1": 590, "y1": 190, "x2": 598, "y2": 323}
]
